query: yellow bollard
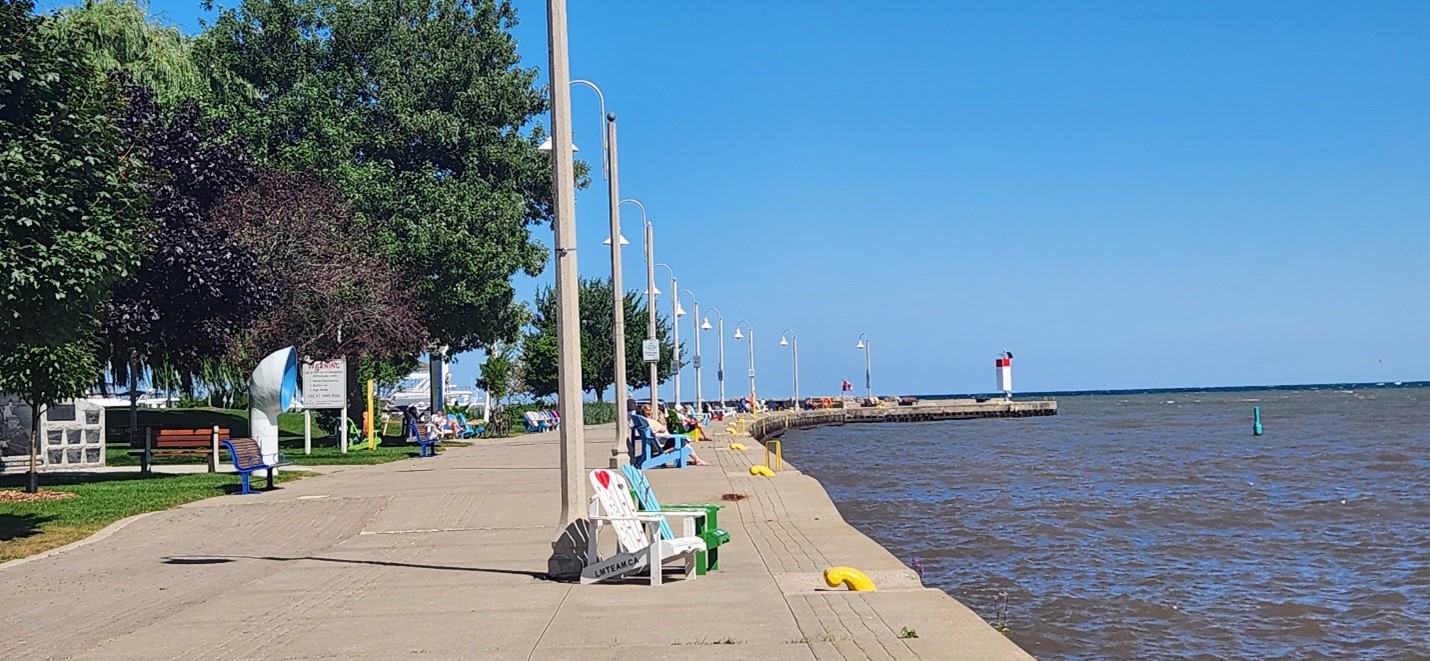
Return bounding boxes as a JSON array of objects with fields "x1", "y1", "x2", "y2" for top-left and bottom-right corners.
[
  {"x1": 823, "y1": 567, "x2": 876, "y2": 591},
  {"x1": 749, "y1": 465, "x2": 774, "y2": 477},
  {"x1": 730, "y1": 442, "x2": 746, "y2": 451},
  {"x1": 765, "y1": 439, "x2": 782, "y2": 472}
]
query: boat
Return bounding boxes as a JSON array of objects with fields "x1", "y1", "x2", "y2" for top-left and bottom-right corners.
[{"x1": 382, "y1": 365, "x2": 488, "y2": 420}]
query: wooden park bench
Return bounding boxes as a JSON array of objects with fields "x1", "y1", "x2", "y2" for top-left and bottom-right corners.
[
  {"x1": 220, "y1": 438, "x2": 293, "y2": 495},
  {"x1": 129, "y1": 427, "x2": 229, "y2": 474}
]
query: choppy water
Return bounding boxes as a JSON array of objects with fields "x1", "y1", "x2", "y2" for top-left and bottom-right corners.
[{"x1": 779, "y1": 388, "x2": 1430, "y2": 660}]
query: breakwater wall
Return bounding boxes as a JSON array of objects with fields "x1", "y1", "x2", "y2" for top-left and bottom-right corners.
[{"x1": 748, "y1": 399, "x2": 1058, "y2": 441}]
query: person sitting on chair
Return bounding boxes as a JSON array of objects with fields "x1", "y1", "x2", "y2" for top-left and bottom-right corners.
[{"x1": 637, "y1": 404, "x2": 709, "y2": 466}]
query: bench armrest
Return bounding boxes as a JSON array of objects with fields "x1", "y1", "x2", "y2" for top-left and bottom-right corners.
[{"x1": 590, "y1": 514, "x2": 665, "y2": 523}]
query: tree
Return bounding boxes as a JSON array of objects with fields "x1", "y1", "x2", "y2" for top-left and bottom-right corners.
[
  {"x1": 101, "y1": 79, "x2": 278, "y2": 385},
  {"x1": 521, "y1": 278, "x2": 680, "y2": 400},
  {"x1": 1, "y1": 0, "x2": 149, "y2": 492},
  {"x1": 45, "y1": 0, "x2": 209, "y2": 104},
  {"x1": 196, "y1": 0, "x2": 568, "y2": 355},
  {"x1": 477, "y1": 341, "x2": 521, "y2": 406},
  {"x1": 209, "y1": 170, "x2": 427, "y2": 417},
  {"x1": 0, "y1": 0, "x2": 149, "y2": 353},
  {"x1": 211, "y1": 170, "x2": 426, "y2": 361}
]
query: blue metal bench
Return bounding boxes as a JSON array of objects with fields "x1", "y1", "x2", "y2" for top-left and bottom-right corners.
[
  {"x1": 406, "y1": 419, "x2": 440, "y2": 458},
  {"x1": 221, "y1": 438, "x2": 293, "y2": 495}
]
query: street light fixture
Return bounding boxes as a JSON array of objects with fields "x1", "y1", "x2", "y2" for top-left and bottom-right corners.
[
  {"x1": 857, "y1": 332, "x2": 872, "y2": 401},
  {"x1": 654, "y1": 262, "x2": 678, "y2": 407},
  {"x1": 780, "y1": 329, "x2": 799, "y2": 411},
  {"x1": 621, "y1": 198, "x2": 657, "y2": 415},
  {"x1": 702, "y1": 307, "x2": 725, "y2": 408},
  {"x1": 538, "y1": 81, "x2": 624, "y2": 468},
  {"x1": 734, "y1": 320, "x2": 756, "y2": 410},
  {"x1": 680, "y1": 290, "x2": 703, "y2": 412}
]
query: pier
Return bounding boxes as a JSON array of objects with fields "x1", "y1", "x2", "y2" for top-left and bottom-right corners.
[{"x1": 749, "y1": 399, "x2": 1059, "y2": 440}]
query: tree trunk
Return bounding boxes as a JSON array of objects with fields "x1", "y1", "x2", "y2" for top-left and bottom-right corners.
[
  {"x1": 344, "y1": 355, "x2": 364, "y2": 426},
  {"x1": 26, "y1": 396, "x2": 39, "y2": 494}
]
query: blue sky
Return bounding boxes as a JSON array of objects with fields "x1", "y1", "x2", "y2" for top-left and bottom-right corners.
[{"x1": 59, "y1": 1, "x2": 1430, "y2": 397}]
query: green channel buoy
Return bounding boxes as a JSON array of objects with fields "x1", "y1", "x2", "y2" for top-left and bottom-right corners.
[{"x1": 1252, "y1": 406, "x2": 1263, "y2": 436}]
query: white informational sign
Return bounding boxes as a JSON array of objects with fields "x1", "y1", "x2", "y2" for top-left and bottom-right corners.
[
  {"x1": 642, "y1": 339, "x2": 660, "y2": 362},
  {"x1": 301, "y1": 359, "x2": 347, "y2": 409}
]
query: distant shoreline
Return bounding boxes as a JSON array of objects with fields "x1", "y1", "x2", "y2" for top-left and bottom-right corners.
[{"x1": 919, "y1": 380, "x2": 1427, "y2": 400}]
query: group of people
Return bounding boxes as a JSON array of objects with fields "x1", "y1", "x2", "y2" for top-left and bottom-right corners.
[
  {"x1": 401, "y1": 405, "x2": 473, "y2": 439},
  {"x1": 626, "y1": 398, "x2": 712, "y2": 466}
]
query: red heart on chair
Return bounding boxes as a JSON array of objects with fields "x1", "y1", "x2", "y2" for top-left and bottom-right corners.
[{"x1": 595, "y1": 470, "x2": 611, "y2": 489}]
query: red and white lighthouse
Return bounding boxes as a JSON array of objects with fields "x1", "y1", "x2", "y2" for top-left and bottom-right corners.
[{"x1": 995, "y1": 351, "x2": 1013, "y2": 399}]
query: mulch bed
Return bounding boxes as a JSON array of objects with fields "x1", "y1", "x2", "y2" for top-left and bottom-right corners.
[{"x1": 0, "y1": 489, "x2": 79, "y2": 504}]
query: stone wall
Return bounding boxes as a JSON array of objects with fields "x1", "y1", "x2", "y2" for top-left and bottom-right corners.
[{"x1": 0, "y1": 396, "x2": 106, "y2": 473}]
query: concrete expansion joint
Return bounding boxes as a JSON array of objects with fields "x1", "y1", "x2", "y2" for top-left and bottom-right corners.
[{"x1": 359, "y1": 524, "x2": 558, "y2": 535}]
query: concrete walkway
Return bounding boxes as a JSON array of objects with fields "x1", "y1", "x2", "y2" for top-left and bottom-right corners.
[{"x1": 0, "y1": 421, "x2": 1032, "y2": 660}]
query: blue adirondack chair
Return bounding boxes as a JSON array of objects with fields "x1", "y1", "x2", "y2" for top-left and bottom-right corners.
[
  {"x1": 455, "y1": 413, "x2": 482, "y2": 438},
  {"x1": 628, "y1": 413, "x2": 691, "y2": 469},
  {"x1": 621, "y1": 464, "x2": 730, "y2": 574},
  {"x1": 522, "y1": 410, "x2": 548, "y2": 432}
]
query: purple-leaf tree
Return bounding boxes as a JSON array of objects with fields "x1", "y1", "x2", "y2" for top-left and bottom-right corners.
[{"x1": 102, "y1": 78, "x2": 277, "y2": 385}]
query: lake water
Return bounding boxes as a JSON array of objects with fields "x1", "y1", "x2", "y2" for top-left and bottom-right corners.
[{"x1": 778, "y1": 388, "x2": 1430, "y2": 659}]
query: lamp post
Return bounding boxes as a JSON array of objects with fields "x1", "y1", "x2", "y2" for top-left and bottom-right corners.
[
  {"x1": 654, "y1": 263, "x2": 679, "y2": 408},
  {"x1": 734, "y1": 320, "x2": 756, "y2": 409},
  {"x1": 542, "y1": 0, "x2": 585, "y2": 581},
  {"x1": 779, "y1": 329, "x2": 799, "y2": 411},
  {"x1": 569, "y1": 79, "x2": 629, "y2": 468},
  {"x1": 621, "y1": 198, "x2": 656, "y2": 416},
  {"x1": 680, "y1": 290, "x2": 702, "y2": 412},
  {"x1": 701, "y1": 308, "x2": 725, "y2": 408},
  {"x1": 857, "y1": 333, "x2": 872, "y2": 401}
]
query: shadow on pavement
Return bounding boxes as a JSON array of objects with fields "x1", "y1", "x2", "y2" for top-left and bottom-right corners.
[{"x1": 167, "y1": 554, "x2": 550, "y2": 579}]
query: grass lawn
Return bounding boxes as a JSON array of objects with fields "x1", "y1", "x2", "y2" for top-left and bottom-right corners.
[
  {"x1": 103, "y1": 407, "x2": 469, "y2": 466},
  {"x1": 0, "y1": 470, "x2": 310, "y2": 563}
]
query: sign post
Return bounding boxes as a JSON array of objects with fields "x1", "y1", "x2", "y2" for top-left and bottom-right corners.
[{"x1": 302, "y1": 359, "x2": 348, "y2": 452}]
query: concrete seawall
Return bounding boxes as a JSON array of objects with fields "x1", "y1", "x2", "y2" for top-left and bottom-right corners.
[{"x1": 748, "y1": 399, "x2": 1058, "y2": 441}]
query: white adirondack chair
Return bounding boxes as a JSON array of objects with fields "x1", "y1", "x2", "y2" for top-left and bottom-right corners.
[{"x1": 581, "y1": 468, "x2": 707, "y2": 586}]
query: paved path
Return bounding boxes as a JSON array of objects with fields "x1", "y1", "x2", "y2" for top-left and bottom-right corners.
[{"x1": 0, "y1": 420, "x2": 1032, "y2": 660}]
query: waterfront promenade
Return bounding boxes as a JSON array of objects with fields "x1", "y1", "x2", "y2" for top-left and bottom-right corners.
[{"x1": 0, "y1": 423, "x2": 1031, "y2": 660}]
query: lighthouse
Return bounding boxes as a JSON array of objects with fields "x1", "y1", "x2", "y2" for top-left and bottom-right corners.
[{"x1": 995, "y1": 350, "x2": 1013, "y2": 399}]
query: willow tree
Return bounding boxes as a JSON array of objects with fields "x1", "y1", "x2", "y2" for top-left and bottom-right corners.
[{"x1": 45, "y1": 0, "x2": 208, "y2": 103}]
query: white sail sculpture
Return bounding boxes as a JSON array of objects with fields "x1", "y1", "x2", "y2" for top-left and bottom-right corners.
[{"x1": 250, "y1": 347, "x2": 298, "y2": 465}]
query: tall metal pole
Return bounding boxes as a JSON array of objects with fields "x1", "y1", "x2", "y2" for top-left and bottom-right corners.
[
  {"x1": 781, "y1": 329, "x2": 799, "y2": 410},
  {"x1": 736, "y1": 320, "x2": 756, "y2": 408},
  {"x1": 793, "y1": 338, "x2": 800, "y2": 409},
  {"x1": 655, "y1": 263, "x2": 677, "y2": 409},
  {"x1": 858, "y1": 332, "x2": 872, "y2": 401},
  {"x1": 683, "y1": 291, "x2": 701, "y2": 411},
  {"x1": 604, "y1": 113, "x2": 626, "y2": 467},
  {"x1": 749, "y1": 328, "x2": 757, "y2": 406},
  {"x1": 545, "y1": 0, "x2": 583, "y2": 526},
  {"x1": 718, "y1": 317, "x2": 726, "y2": 406},
  {"x1": 704, "y1": 307, "x2": 725, "y2": 408},
  {"x1": 645, "y1": 222, "x2": 657, "y2": 414},
  {"x1": 671, "y1": 273, "x2": 679, "y2": 407}
]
